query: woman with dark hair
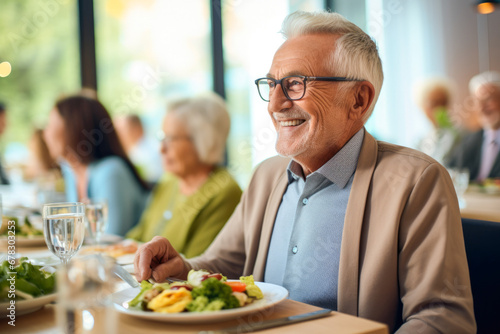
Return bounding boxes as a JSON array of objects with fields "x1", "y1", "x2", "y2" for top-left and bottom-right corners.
[{"x1": 44, "y1": 94, "x2": 149, "y2": 236}]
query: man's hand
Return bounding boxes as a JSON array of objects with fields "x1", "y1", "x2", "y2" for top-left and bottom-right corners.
[{"x1": 134, "y1": 236, "x2": 190, "y2": 282}]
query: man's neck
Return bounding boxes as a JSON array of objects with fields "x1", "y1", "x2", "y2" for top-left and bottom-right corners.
[{"x1": 294, "y1": 127, "x2": 364, "y2": 177}]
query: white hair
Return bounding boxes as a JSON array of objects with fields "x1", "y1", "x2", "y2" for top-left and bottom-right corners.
[
  {"x1": 167, "y1": 93, "x2": 230, "y2": 165},
  {"x1": 281, "y1": 11, "x2": 383, "y2": 122},
  {"x1": 469, "y1": 71, "x2": 500, "y2": 95}
]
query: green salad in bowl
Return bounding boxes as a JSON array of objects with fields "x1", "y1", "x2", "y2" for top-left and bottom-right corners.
[{"x1": 0, "y1": 258, "x2": 56, "y2": 302}]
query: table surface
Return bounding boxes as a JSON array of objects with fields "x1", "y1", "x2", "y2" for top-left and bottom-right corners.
[
  {"x1": 0, "y1": 298, "x2": 388, "y2": 334},
  {"x1": 0, "y1": 245, "x2": 388, "y2": 334},
  {"x1": 461, "y1": 189, "x2": 500, "y2": 223}
]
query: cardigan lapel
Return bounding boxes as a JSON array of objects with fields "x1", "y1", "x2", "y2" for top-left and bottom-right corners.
[
  {"x1": 252, "y1": 170, "x2": 289, "y2": 281},
  {"x1": 468, "y1": 130, "x2": 484, "y2": 180},
  {"x1": 337, "y1": 129, "x2": 378, "y2": 316},
  {"x1": 488, "y1": 146, "x2": 500, "y2": 178}
]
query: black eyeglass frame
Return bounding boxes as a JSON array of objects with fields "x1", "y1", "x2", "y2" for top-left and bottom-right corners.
[{"x1": 254, "y1": 75, "x2": 364, "y2": 102}]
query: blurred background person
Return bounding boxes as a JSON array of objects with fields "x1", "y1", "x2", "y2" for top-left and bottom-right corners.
[
  {"x1": 25, "y1": 128, "x2": 61, "y2": 181},
  {"x1": 448, "y1": 71, "x2": 500, "y2": 181},
  {"x1": 43, "y1": 94, "x2": 149, "y2": 236},
  {"x1": 25, "y1": 128, "x2": 66, "y2": 204},
  {"x1": 114, "y1": 114, "x2": 162, "y2": 185},
  {"x1": 0, "y1": 102, "x2": 10, "y2": 185},
  {"x1": 25, "y1": 128, "x2": 65, "y2": 201},
  {"x1": 126, "y1": 93, "x2": 242, "y2": 258},
  {"x1": 414, "y1": 77, "x2": 461, "y2": 165}
]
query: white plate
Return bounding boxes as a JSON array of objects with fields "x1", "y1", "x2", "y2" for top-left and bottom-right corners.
[
  {"x1": 0, "y1": 293, "x2": 57, "y2": 316},
  {"x1": 483, "y1": 186, "x2": 500, "y2": 195},
  {"x1": 79, "y1": 238, "x2": 139, "y2": 265},
  {"x1": 112, "y1": 282, "x2": 289, "y2": 324},
  {"x1": 0, "y1": 251, "x2": 60, "y2": 267},
  {"x1": 0, "y1": 235, "x2": 47, "y2": 247}
]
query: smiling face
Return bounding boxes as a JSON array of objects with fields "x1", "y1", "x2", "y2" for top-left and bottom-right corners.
[
  {"x1": 267, "y1": 34, "x2": 364, "y2": 174},
  {"x1": 475, "y1": 83, "x2": 500, "y2": 130}
]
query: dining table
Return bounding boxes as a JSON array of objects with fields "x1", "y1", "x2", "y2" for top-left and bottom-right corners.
[
  {"x1": 460, "y1": 188, "x2": 500, "y2": 223},
  {"x1": 0, "y1": 244, "x2": 389, "y2": 334}
]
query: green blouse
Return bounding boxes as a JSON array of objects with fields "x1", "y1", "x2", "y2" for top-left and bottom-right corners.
[{"x1": 126, "y1": 167, "x2": 242, "y2": 258}]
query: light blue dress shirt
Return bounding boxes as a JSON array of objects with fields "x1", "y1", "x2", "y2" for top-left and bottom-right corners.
[
  {"x1": 264, "y1": 129, "x2": 364, "y2": 310},
  {"x1": 62, "y1": 156, "x2": 148, "y2": 236}
]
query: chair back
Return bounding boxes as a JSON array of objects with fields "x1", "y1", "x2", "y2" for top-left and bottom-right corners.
[{"x1": 462, "y1": 218, "x2": 500, "y2": 334}]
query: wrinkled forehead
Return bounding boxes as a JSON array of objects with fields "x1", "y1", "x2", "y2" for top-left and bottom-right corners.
[{"x1": 269, "y1": 34, "x2": 340, "y2": 77}]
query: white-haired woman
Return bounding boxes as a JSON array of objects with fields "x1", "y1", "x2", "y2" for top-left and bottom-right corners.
[{"x1": 126, "y1": 93, "x2": 242, "y2": 258}]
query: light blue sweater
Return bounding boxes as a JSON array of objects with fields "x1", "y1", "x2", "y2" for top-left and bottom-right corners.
[{"x1": 62, "y1": 156, "x2": 148, "y2": 236}]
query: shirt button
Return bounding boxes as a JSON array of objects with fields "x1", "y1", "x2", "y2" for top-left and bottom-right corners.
[
  {"x1": 292, "y1": 246, "x2": 298, "y2": 254},
  {"x1": 302, "y1": 198, "x2": 308, "y2": 205}
]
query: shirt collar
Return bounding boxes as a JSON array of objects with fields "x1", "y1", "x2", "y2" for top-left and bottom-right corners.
[
  {"x1": 483, "y1": 128, "x2": 500, "y2": 144},
  {"x1": 286, "y1": 128, "x2": 365, "y2": 189}
]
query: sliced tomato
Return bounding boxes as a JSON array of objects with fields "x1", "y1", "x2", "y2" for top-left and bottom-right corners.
[
  {"x1": 201, "y1": 273, "x2": 224, "y2": 282},
  {"x1": 225, "y1": 281, "x2": 247, "y2": 292},
  {"x1": 207, "y1": 273, "x2": 223, "y2": 280}
]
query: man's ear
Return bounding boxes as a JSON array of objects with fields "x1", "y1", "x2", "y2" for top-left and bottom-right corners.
[{"x1": 349, "y1": 81, "x2": 375, "y2": 121}]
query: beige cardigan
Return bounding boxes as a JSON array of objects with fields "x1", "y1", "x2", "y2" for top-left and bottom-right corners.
[{"x1": 188, "y1": 130, "x2": 476, "y2": 333}]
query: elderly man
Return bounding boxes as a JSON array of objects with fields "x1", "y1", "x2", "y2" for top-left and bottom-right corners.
[
  {"x1": 134, "y1": 11, "x2": 475, "y2": 333},
  {"x1": 448, "y1": 71, "x2": 500, "y2": 181}
]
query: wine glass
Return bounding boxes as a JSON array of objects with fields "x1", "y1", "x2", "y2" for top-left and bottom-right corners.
[
  {"x1": 447, "y1": 168, "x2": 470, "y2": 209},
  {"x1": 84, "y1": 200, "x2": 108, "y2": 246},
  {"x1": 43, "y1": 202, "x2": 86, "y2": 266},
  {"x1": 57, "y1": 254, "x2": 118, "y2": 334}
]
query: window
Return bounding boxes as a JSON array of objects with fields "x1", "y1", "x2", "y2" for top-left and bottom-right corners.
[
  {"x1": 222, "y1": 0, "x2": 324, "y2": 185},
  {"x1": 94, "y1": 0, "x2": 212, "y2": 132},
  {"x1": 0, "y1": 0, "x2": 79, "y2": 164}
]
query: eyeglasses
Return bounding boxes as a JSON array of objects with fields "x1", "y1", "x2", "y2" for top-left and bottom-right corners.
[
  {"x1": 157, "y1": 132, "x2": 191, "y2": 146},
  {"x1": 254, "y1": 75, "x2": 363, "y2": 102}
]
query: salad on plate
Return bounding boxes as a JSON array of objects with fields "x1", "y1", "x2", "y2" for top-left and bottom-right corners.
[
  {"x1": 0, "y1": 258, "x2": 56, "y2": 302},
  {"x1": 0, "y1": 216, "x2": 43, "y2": 238},
  {"x1": 128, "y1": 269, "x2": 263, "y2": 313}
]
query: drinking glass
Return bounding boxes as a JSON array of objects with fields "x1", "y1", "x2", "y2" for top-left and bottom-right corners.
[
  {"x1": 43, "y1": 202, "x2": 86, "y2": 266},
  {"x1": 57, "y1": 254, "x2": 117, "y2": 334},
  {"x1": 447, "y1": 168, "x2": 470, "y2": 209},
  {"x1": 84, "y1": 200, "x2": 108, "y2": 246}
]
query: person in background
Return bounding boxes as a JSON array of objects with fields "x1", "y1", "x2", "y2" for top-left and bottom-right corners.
[
  {"x1": 0, "y1": 102, "x2": 10, "y2": 185},
  {"x1": 25, "y1": 128, "x2": 64, "y2": 193},
  {"x1": 414, "y1": 77, "x2": 461, "y2": 165},
  {"x1": 114, "y1": 114, "x2": 163, "y2": 184},
  {"x1": 43, "y1": 95, "x2": 149, "y2": 236},
  {"x1": 25, "y1": 129, "x2": 61, "y2": 179},
  {"x1": 126, "y1": 93, "x2": 242, "y2": 258},
  {"x1": 448, "y1": 71, "x2": 500, "y2": 181},
  {"x1": 134, "y1": 11, "x2": 475, "y2": 333}
]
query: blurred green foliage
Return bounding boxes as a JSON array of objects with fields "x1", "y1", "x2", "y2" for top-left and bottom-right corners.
[{"x1": 0, "y1": 0, "x2": 80, "y2": 149}]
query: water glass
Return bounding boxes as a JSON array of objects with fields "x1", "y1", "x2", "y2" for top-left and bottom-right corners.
[
  {"x1": 43, "y1": 202, "x2": 86, "y2": 266},
  {"x1": 447, "y1": 168, "x2": 470, "y2": 208},
  {"x1": 84, "y1": 200, "x2": 108, "y2": 245},
  {"x1": 56, "y1": 255, "x2": 117, "y2": 334}
]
